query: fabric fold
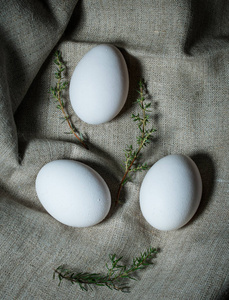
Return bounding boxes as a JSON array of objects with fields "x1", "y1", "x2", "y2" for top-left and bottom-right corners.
[{"x1": 0, "y1": 0, "x2": 78, "y2": 166}]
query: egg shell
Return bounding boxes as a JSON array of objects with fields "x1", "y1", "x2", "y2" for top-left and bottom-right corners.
[
  {"x1": 140, "y1": 154, "x2": 202, "y2": 231},
  {"x1": 35, "y1": 160, "x2": 111, "y2": 227},
  {"x1": 69, "y1": 44, "x2": 129, "y2": 125}
]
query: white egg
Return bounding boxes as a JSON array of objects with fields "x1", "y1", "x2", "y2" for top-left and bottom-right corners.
[
  {"x1": 35, "y1": 160, "x2": 111, "y2": 227},
  {"x1": 140, "y1": 154, "x2": 202, "y2": 231},
  {"x1": 69, "y1": 44, "x2": 129, "y2": 125}
]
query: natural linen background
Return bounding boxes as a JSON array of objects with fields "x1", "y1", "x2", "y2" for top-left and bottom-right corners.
[{"x1": 0, "y1": 0, "x2": 228, "y2": 299}]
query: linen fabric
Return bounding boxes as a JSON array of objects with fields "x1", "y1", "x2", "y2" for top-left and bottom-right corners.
[{"x1": 0, "y1": 1, "x2": 229, "y2": 299}]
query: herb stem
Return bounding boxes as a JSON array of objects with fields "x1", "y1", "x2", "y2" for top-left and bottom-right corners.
[
  {"x1": 116, "y1": 146, "x2": 141, "y2": 204},
  {"x1": 116, "y1": 80, "x2": 156, "y2": 205},
  {"x1": 51, "y1": 51, "x2": 88, "y2": 150},
  {"x1": 54, "y1": 269, "x2": 121, "y2": 290},
  {"x1": 57, "y1": 77, "x2": 88, "y2": 150},
  {"x1": 53, "y1": 247, "x2": 158, "y2": 292}
]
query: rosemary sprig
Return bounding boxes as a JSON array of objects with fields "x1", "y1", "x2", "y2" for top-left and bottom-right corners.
[
  {"x1": 116, "y1": 79, "x2": 156, "y2": 205},
  {"x1": 53, "y1": 247, "x2": 158, "y2": 292},
  {"x1": 50, "y1": 50, "x2": 88, "y2": 150}
]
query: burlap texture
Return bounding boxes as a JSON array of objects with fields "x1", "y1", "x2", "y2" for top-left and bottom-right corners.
[{"x1": 0, "y1": 1, "x2": 229, "y2": 299}]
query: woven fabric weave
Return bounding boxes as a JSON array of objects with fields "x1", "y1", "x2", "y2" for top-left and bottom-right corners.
[{"x1": 0, "y1": 1, "x2": 229, "y2": 299}]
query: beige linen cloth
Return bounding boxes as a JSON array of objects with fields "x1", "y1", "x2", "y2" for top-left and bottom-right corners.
[{"x1": 0, "y1": 1, "x2": 229, "y2": 299}]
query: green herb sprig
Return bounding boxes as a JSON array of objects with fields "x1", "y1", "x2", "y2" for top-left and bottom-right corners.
[
  {"x1": 116, "y1": 80, "x2": 156, "y2": 205},
  {"x1": 50, "y1": 50, "x2": 88, "y2": 150},
  {"x1": 53, "y1": 247, "x2": 157, "y2": 292}
]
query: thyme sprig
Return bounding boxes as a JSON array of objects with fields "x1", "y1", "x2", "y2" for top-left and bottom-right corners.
[
  {"x1": 53, "y1": 247, "x2": 157, "y2": 292},
  {"x1": 116, "y1": 80, "x2": 156, "y2": 204},
  {"x1": 50, "y1": 50, "x2": 88, "y2": 150}
]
